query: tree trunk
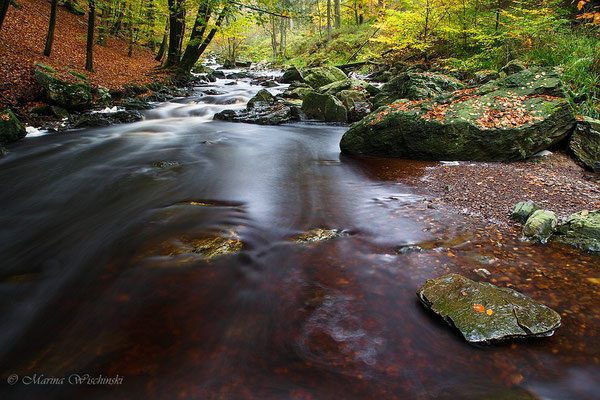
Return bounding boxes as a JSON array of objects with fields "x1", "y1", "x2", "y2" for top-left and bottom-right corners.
[
  {"x1": 0, "y1": 0, "x2": 11, "y2": 33},
  {"x1": 155, "y1": 19, "x2": 168, "y2": 61},
  {"x1": 178, "y1": 5, "x2": 228, "y2": 73},
  {"x1": 44, "y1": 0, "x2": 59, "y2": 57},
  {"x1": 165, "y1": 0, "x2": 185, "y2": 67},
  {"x1": 327, "y1": 0, "x2": 331, "y2": 42},
  {"x1": 334, "y1": 0, "x2": 340, "y2": 28},
  {"x1": 85, "y1": 0, "x2": 95, "y2": 71},
  {"x1": 128, "y1": 3, "x2": 134, "y2": 57},
  {"x1": 179, "y1": 1, "x2": 212, "y2": 70}
]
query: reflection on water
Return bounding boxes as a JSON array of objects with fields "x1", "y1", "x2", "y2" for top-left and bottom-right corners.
[{"x1": 0, "y1": 75, "x2": 598, "y2": 400}]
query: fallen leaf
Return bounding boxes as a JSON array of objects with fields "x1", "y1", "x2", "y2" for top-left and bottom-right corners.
[{"x1": 473, "y1": 304, "x2": 485, "y2": 312}]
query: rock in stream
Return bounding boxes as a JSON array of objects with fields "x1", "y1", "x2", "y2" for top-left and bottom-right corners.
[{"x1": 417, "y1": 273, "x2": 561, "y2": 344}]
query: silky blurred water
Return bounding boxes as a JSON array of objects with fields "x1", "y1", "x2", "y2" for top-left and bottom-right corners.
[{"x1": 0, "y1": 75, "x2": 598, "y2": 400}]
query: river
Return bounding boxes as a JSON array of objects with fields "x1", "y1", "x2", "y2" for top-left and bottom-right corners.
[{"x1": 0, "y1": 72, "x2": 598, "y2": 399}]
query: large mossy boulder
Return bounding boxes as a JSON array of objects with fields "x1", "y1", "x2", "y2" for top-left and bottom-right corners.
[
  {"x1": 0, "y1": 109, "x2": 27, "y2": 144},
  {"x1": 470, "y1": 70, "x2": 500, "y2": 85},
  {"x1": 373, "y1": 72, "x2": 464, "y2": 109},
  {"x1": 570, "y1": 117, "x2": 600, "y2": 173},
  {"x1": 303, "y1": 66, "x2": 347, "y2": 89},
  {"x1": 34, "y1": 65, "x2": 92, "y2": 110},
  {"x1": 302, "y1": 92, "x2": 347, "y2": 122},
  {"x1": 281, "y1": 66, "x2": 304, "y2": 83},
  {"x1": 340, "y1": 68, "x2": 575, "y2": 161},
  {"x1": 417, "y1": 273, "x2": 561, "y2": 343},
  {"x1": 554, "y1": 210, "x2": 600, "y2": 252},
  {"x1": 318, "y1": 78, "x2": 379, "y2": 97},
  {"x1": 522, "y1": 209, "x2": 557, "y2": 243}
]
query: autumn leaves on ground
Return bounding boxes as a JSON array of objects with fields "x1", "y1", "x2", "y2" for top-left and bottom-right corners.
[{"x1": 0, "y1": 0, "x2": 163, "y2": 106}]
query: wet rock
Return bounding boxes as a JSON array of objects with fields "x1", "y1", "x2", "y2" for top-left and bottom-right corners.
[
  {"x1": 511, "y1": 201, "x2": 541, "y2": 224},
  {"x1": 192, "y1": 64, "x2": 213, "y2": 74},
  {"x1": 50, "y1": 106, "x2": 70, "y2": 120},
  {"x1": 302, "y1": 92, "x2": 347, "y2": 123},
  {"x1": 554, "y1": 210, "x2": 600, "y2": 252},
  {"x1": 340, "y1": 67, "x2": 574, "y2": 161},
  {"x1": 501, "y1": 60, "x2": 527, "y2": 75},
  {"x1": 247, "y1": 89, "x2": 276, "y2": 109},
  {"x1": 373, "y1": 72, "x2": 464, "y2": 108},
  {"x1": 336, "y1": 89, "x2": 372, "y2": 122},
  {"x1": 396, "y1": 245, "x2": 423, "y2": 254},
  {"x1": 282, "y1": 83, "x2": 315, "y2": 100},
  {"x1": 417, "y1": 273, "x2": 561, "y2": 343},
  {"x1": 118, "y1": 98, "x2": 153, "y2": 110},
  {"x1": 176, "y1": 232, "x2": 243, "y2": 260},
  {"x1": 522, "y1": 209, "x2": 557, "y2": 243},
  {"x1": 73, "y1": 110, "x2": 143, "y2": 128},
  {"x1": 303, "y1": 66, "x2": 347, "y2": 89},
  {"x1": 214, "y1": 102, "x2": 300, "y2": 125},
  {"x1": 261, "y1": 80, "x2": 279, "y2": 88},
  {"x1": 211, "y1": 70, "x2": 226, "y2": 79},
  {"x1": 226, "y1": 72, "x2": 252, "y2": 79},
  {"x1": 368, "y1": 69, "x2": 392, "y2": 83},
  {"x1": 470, "y1": 70, "x2": 500, "y2": 85},
  {"x1": 0, "y1": 109, "x2": 27, "y2": 144},
  {"x1": 0, "y1": 146, "x2": 8, "y2": 157},
  {"x1": 34, "y1": 64, "x2": 92, "y2": 110},
  {"x1": 292, "y1": 228, "x2": 348, "y2": 244},
  {"x1": 151, "y1": 160, "x2": 180, "y2": 169},
  {"x1": 281, "y1": 66, "x2": 304, "y2": 83},
  {"x1": 570, "y1": 117, "x2": 600, "y2": 173}
]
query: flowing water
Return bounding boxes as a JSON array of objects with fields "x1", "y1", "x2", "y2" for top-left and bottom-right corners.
[{"x1": 0, "y1": 73, "x2": 598, "y2": 400}]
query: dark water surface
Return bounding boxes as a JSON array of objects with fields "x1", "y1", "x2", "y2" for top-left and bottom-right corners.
[{"x1": 0, "y1": 76, "x2": 598, "y2": 399}]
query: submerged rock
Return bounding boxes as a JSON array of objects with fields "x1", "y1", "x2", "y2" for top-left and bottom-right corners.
[
  {"x1": 0, "y1": 109, "x2": 27, "y2": 144},
  {"x1": 511, "y1": 201, "x2": 541, "y2": 224},
  {"x1": 302, "y1": 92, "x2": 347, "y2": 123},
  {"x1": 373, "y1": 72, "x2": 464, "y2": 108},
  {"x1": 554, "y1": 210, "x2": 600, "y2": 252},
  {"x1": 570, "y1": 117, "x2": 600, "y2": 173},
  {"x1": 340, "y1": 68, "x2": 574, "y2": 161},
  {"x1": 417, "y1": 273, "x2": 561, "y2": 343},
  {"x1": 177, "y1": 232, "x2": 243, "y2": 260},
  {"x1": 34, "y1": 64, "x2": 92, "y2": 110},
  {"x1": 522, "y1": 209, "x2": 557, "y2": 243},
  {"x1": 303, "y1": 66, "x2": 347, "y2": 89},
  {"x1": 292, "y1": 228, "x2": 347, "y2": 244}
]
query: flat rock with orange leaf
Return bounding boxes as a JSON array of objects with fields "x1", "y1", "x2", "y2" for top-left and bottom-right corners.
[
  {"x1": 341, "y1": 67, "x2": 575, "y2": 161},
  {"x1": 417, "y1": 273, "x2": 561, "y2": 343}
]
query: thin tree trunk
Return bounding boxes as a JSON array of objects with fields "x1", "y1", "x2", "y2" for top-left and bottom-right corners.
[
  {"x1": 334, "y1": 0, "x2": 340, "y2": 28},
  {"x1": 128, "y1": 3, "x2": 134, "y2": 57},
  {"x1": 85, "y1": 0, "x2": 95, "y2": 71},
  {"x1": 156, "y1": 19, "x2": 168, "y2": 61},
  {"x1": 0, "y1": 0, "x2": 11, "y2": 33},
  {"x1": 44, "y1": 0, "x2": 59, "y2": 57},
  {"x1": 327, "y1": 0, "x2": 331, "y2": 42}
]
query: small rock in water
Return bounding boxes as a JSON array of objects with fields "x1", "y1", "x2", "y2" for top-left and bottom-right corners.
[
  {"x1": 151, "y1": 161, "x2": 180, "y2": 169},
  {"x1": 292, "y1": 228, "x2": 347, "y2": 244},
  {"x1": 417, "y1": 273, "x2": 561, "y2": 343},
  {"x1": 511, "y1": 201, "x2": 541, "y2": 224},
  {"x1": 172, "y1": 231, "x2": 243, "y2": 261},
  {"x1": 522, "y1": 209, "x2": 557, "y2": 243}
]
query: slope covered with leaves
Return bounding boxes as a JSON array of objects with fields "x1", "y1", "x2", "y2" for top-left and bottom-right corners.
[{"x1": 0, "y1": 0, "x2": 166, "y2": 105}]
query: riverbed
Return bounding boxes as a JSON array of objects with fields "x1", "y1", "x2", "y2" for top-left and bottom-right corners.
[{"x1": 0, "y1": 74, "x2": 598, "y2": 399}]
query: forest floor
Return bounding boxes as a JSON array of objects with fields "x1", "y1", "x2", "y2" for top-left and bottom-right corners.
[
  {"x1": 0, "y1": 0, "x2": 166, "y2": 107},
  {"x1": 365, "y1": 151, "x2": 600, "y2": 229}
]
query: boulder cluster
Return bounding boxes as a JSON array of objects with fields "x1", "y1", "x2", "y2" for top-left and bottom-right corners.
[{"x1": 512, "y1": 200, "x2": 600, "y2": 252}]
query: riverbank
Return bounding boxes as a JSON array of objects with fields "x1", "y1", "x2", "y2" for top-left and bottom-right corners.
[
  {"x1": 0, "y1": 0, "x2": 167, "y2": 109},
  {"x1": 359, "y1": 150, "x2": 600, "y2": 230}
]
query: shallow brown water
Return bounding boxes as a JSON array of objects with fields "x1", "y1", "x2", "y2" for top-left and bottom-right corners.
[{"x1": 0, "y1": 77, "x2": 598, "y2": 399}]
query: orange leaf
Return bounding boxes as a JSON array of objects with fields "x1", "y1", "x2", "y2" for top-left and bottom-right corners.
[
  {"x1": 486, "y1": 309, "x2": 494, "y2": 315},
  {"x1": 473, "y1": 304, "x2": 485, "y2": 313}
]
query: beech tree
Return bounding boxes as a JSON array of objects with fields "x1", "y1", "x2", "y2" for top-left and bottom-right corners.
[{"x1": 86, "y1": 0, "x2": 95, "y2": 71}]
